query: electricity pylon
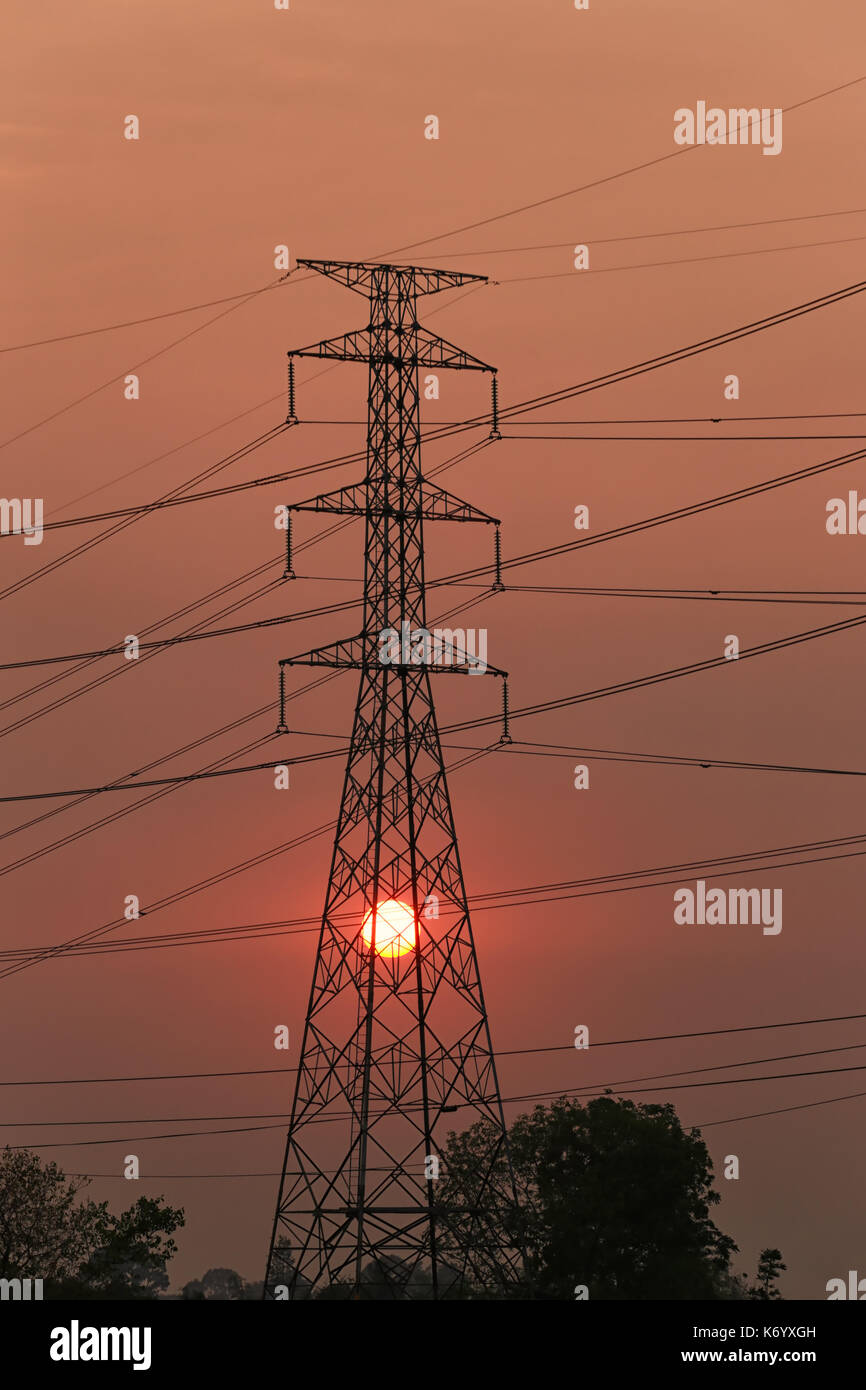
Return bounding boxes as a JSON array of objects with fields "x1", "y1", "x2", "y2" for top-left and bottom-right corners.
[{"x1": 264, "y1": 260, "x2": 523, "y2": 1301}]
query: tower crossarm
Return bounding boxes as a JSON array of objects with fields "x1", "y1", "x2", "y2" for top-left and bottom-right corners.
[
  {"x1": 280, "y1": 634, "x2": 365, "y2": 670},
  {"x1": 414, "y1": 326, "x2": 493, "y2": 373},
  {"x1": 296, "y1": 257, "x2": 488, "y2": 297},
  {"x1": 288, "y1": 482, "x2": 368, "y2": 517},
  {"x1": 288, "y1": 326, "x2": 492, "y2": 373},
  {"x1": 418, "y1": 481, "x2": 499, "y2": 524},
  {"x1": 286, "y1": 480, "x2": 498, "y2": 525},
  {"x1": 289, "y1": 329, "x2": 371, "y2": 365},
  {"x1": 281, "y1": 630, "x2": 506, "y2": 678}
]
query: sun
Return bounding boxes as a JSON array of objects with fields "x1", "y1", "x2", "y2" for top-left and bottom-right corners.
[{"x1": 361, "y1": 898, "x2": 418, "y2": 957}]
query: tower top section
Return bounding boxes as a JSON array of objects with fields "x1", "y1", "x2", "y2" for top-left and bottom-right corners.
[{"x1": 296, "y1": 258, "x2": 487, "y2": 297}]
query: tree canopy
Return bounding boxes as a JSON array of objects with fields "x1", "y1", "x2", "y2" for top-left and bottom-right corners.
[
  {"x1": 0, "y1": 1147, "x2": 184, "y2": 1299},
  {"x1": 438, "y1": 1094, "x2": 756, "y2": 1300}
]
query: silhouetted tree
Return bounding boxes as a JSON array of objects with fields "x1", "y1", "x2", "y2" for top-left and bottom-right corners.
[
  {"x1": 438, "y1": 1096, "x2": 743, "y2": 1300},
  {"x1": 265, "y1": 1235, "x2": 312, "y2": 1299},
  {"x1": 749, "y1": 1248, "x2": 786, "y2": 1300},
  {"x1": 0, "y1": 1148, "x2": 183, "y2": 1299},
  {"x1": 71, "y1": 1196, "x2": 184, "y2": 1299},
  {"x1": 181, "y1": 1267, "x2": 246, "y2": 1300}
]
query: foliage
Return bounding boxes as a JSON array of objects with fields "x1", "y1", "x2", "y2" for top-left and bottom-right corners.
[
  {"x1": 438, "y1": 1095, "x2": 744, "y2": 1300},
  {"x1": 0, "y1": 1147, "x2": 184, "y2": 1299}
]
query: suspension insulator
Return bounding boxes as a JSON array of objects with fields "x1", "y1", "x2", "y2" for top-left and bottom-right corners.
[
  {"x1": 492, "y1": 524, "x2": 505, "y2": 593},
  {"x1": 286, "y1": 357, "x2": 298, "y2": 426},
  {"x1": 283, "y1": 510, "x2": 295, "y2": 580},
  {"x1": 499, "y1": 678, "x2": 512, "y2": 745},
  {"x1": 488, "y1": 373, "x2": 501, "y2": 442},
  {"x1": 276, "y1": 664, "x2": 289, "y2": 735}
]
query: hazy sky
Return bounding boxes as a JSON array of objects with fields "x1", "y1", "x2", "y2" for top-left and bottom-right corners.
[{"x1": 2, "y1": 0, "x2": 865, "y2": 1296}]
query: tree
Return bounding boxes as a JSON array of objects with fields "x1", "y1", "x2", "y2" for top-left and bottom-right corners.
[
  {"x1": 438, "y1": 1095, "x2": 742, "y2": 1300},
  {"x1": 70, "y1": 1196, "x2": 184, "y2": 1299},
  {"x1": 181, "y1": 1267, "x2": 246, "y2": 1301},
  {"x1": 0, "y1": 1148, "x2": 103, "y2": 1286},
  {"x1": 264, "y1": 1235, "x2": 312, "y2": 1299},
  {"x1": 749, "y1": 1248, "x2": 786, "y2": 1300},
  {"x1": 0, "y1": 1147, "x2": 184, "y2": 1299}
]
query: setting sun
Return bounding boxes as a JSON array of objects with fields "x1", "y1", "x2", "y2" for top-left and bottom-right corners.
[{"x1": 361, "y1": 898, "x2": 418, "y2": 957}]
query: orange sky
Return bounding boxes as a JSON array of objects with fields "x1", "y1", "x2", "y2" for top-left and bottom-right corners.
[{"x1": 2, "y1": 0, "x2": 866, "y2": 1296}]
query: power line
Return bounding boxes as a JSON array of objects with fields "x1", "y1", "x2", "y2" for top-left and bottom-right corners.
[
  {"x1": 0, "y1": 704, "x2": 269, "y2": 851},
  {"x1": 0, "y1": 275, "x2": 299, "y2": 453},
  {"x1": 0, "y1": 512, "x2": 486, "y2": 876},
  {"x1": 0, "y1": 440, "x2": 490, "y2": 682},
  {"x1": 0, "y1": 681, "x2": 340, "y2": 884},
  {"x1": 0, "y1": 268, "x2": 856, "y2": 811},
  {"x1": 0, "y1": 218, "x2": 475, "y2": 459},
  {"x1": 11, "y1": 1062, "x2": 866, "y2": 1151},
  {"x1": 298, "y1": 577, "x2": 866, "y2": 605},
  {"x1": 8, "y1": 206, "x2": 866, "y2": 357},
  {"x1": 5, "y1": 822, "x2": 866, "y2": 967},
  {"x1": 5, "y1": 284, "x2": 479, "y2": 548},
  {"x1": 9, "y1": 272, "x2": 866, "y2": 553},
  {"x1": 3, "y1": 70, "x2": 861, "y2": 479},
  {"x1": 438, "y1": 441, "x2": 866, "y2": 591},
  {"x1": 385, "y1": 73, "x2": 866, "y2": 256},
  {"x1": 0, "y1": 600, "x2": 359, "y2": 674},
  {"x1": 0, "y1": 421, "x2": 488, "y2": 542},
  {"x1": 420, "y1": 206, "x2": 866, "y2": 257},
  {"x1": 279, "y1": 411, "x2": 866, "y2": 425},
  {"x1": 0, "y1": 577, "x2": 281, "y2": 744},
  {"x1": 497, "y1": 232, "x2": 866, "y2": 284},
  {"x1": 0, "y1": 439, "x2": 483, "y2": 780},
  {"x1": 52, "y1": 394, "x2": 287, "y2": 518},
  {"x1": 502, "y1": 431, "x2": 866, "y2": 441},
  {"x1": 3, "y1": 558, "x2": 865, "y2": 908},
  {"x1": 1, "y1": 574, "x2": 860, "y2": 882},
  {"x1": 695, "y1": 1087, "x2": 866, "y2": 1129},
  {"x1": 0, "y1": 424, "x2": 289, "y2": 603},
  {"x1": 0, "y1": 749, "x2": 344, "y2": 804},
  {"x1": 0, "y1": 511, "x2": 362, "y2": 739},
  {"x1": 505, "y1": 1060, "x2": 866, "y2": 1106},
  {"x1": 440, "y1": 604, "x2": 866, "y2": 738},
  {"x1": 14, "y1": 576, "x2": 866, "y2": 682},
  {"x1": 0, "y1": 433, "x2": 367, "y2": 540},
  {"x1": 495, "y1": 281, "x2": 866, "y2": 426},
  {"x1": 480, "y1": 583, "x2": 866, "y2": 608},
  {"x1": 0, "y1": 467, "x2": 516, "y2": 887},
  {"x1": 47, "y1": 1080, "x2": 866, "y2": 1176},
  {"x1": 7, "y1": 1042, "x2": 866, "y2": 1126},
  {"x1": 507, "y1": 412, "x2": 866, "y2": 424},
  {"x1": 2, "y1": 1012, "x2": 861, "y2": 1087},
  {"x1": 0, "y1": 285, "x2": 291, "y2": 355},
  {"x1": 5, "y1": 730, "x2": 862, "y2": 811},
  {"x1": 0, "y1": 458, "x2": 392, "y2": 739},
  {"x1": 0, "y1": 745, "x2": 496, "y2": 981},
  {"x1": 494, "y1": 737, "x2": 866, "y2": 778}
]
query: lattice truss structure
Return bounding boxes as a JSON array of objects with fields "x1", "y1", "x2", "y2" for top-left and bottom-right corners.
[{"x1": 264, "y1": 261, "x2": 524, "y2": 1300}]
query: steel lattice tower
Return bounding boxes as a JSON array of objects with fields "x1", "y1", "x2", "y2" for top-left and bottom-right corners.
[{"x1": 264, "y1": 260, "x2": 522, "y2": 1300}]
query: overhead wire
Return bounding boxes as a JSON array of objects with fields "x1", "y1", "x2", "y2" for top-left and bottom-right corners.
[
  {"x1": 8, "y1": 203, "x2": 866, "y2": 356},
  {"x1": 496, "y1": 232, "x2": 866, "y2": 284},
  {"x1": 0, "y1": 744, "x2": 499, "y2": 980},
  {"x1": 10, "y1": 1060, "x2": 866, "y2": 1150},
  {"x1": 4, "y1": 822, "x2": 866, "y2": 967}
]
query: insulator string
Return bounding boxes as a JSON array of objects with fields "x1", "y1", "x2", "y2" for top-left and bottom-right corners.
[{"x1": 287, "y1": 357, "x2": 297, "y2": 425}]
